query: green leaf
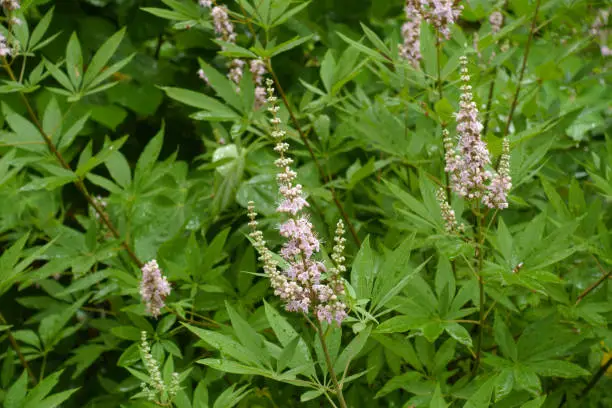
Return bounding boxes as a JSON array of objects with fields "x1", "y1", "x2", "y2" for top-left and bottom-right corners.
[
  {"x1": 525, "y1": 360, "x2": 589, "y2": 378},
  {"x1": 334, "y1": 325, "x2": 371, "y2": 374},
  {"x1": 105, "y1": 150, "x2": 132, "y2": 189},
  {"x1": 29, "y1": 7, "x2": 55, "y2": 50},
  {"x1": 163, "y1": 87, "x2": 239, "y2": 120},
  {"x1": 300, "y1": 389, "x2": 324, "y2": 402},
  {"x1": 337, "y1": 32, "x2": 388, "y2": 63},
  {"x1": 23, "y1": 369, "x2": 63, "y2": 406},
  {"x1": 430, "y1": 383, "x2": 448, "y2": 408},
  {"x1": 65, "y1": 32, "x2": 83, "y2": 89},
  {"x1": 83, "y1": 28, "x2": 126, "y2": 89},
  {"x1": 197, "y1": 60, "x2": 242, "y2": 111},
  {"x1": 134, "y1": 124, "x2": 164, "y2": 185},
  {"x1": 444, "y1": 322, "x2": 473, "y2": 347},
  {"x1": 494, "y1": 314, "x2": 517, "y2": 362},
  {"x1": 463, "y1": 377, "x2": 495, "y2": 408},
  {"x1": 264, "y1": 301, "x2": 314, "y2": 375},
  {"x1": 183, "y1": 323, "x2": 261, "y2": 366},
  {"x1": 43, "y1": 59, "x2": 74, "y2": 92},
  {"x1": 350, "y1": 236, "x2": 374, "y2": 300},
  {"x1": 76, "y1": 136, "x2": 129, "y2": 177},
  {"x1": 494, "y1": 368, "x2": 515, "y2": 402},
  {"x1": 4, "y1": 370, "x2": 28, "y2": 408},
  {"x1": 520, "y1": 396, "x2": 547, "y2": 408},
  {"x1": 38, "y1": 295, "x2": 89, "y2": 349},
  {"x1": 212, "y1": 384, "x2": 251, "y2": 408},
  {"x1": 225, "y1": 302, "x2": 268, "y2": 367},
  {"x1": 270, "y1": 35, "x2": 313, "y2": 57},
  {"x1": 513, "y1": 365, "x2": 541, "y2": 395}
]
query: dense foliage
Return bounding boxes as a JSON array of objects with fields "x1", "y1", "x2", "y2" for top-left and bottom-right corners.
[{"x1": 1, "y1": 0, "x2": 612, "y2": 407}]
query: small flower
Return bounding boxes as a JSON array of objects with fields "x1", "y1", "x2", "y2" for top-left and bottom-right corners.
[
  {"x1": 399, "y1": 1, "x2": 422, "y2": 67},
  {"x1": 10, "y1": 16, "x2": 21, "y2": 26},
  {"x1": 199, "y1": 0, "x2": 212, "y2": 8},
  {"x1": 489, "y1": 11, "x2": 503, "y2": 34},
  {"x1": 0, "y1": 34, "x2": 11, "y2": 57},
  {"x1": 197, "y1": 68, "x2": 209, "y2": 84},
  {"x1": 140, "y1": 260, "x2": 171, "y2": 317}
]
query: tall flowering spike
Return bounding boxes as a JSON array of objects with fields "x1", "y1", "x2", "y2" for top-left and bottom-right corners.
[
  {"x1": 449, "y1": 56, "x2": 491, "y2": 200},
  {"x1": 399, "y1": 0, "x2": 422, "y2": 68},
  {"x1": 246, "y1": 80, "x2": 347, "y2": 325},
  {"x1": 483, "y1": 139, "x2": 512, "y2": 209},
  {"x1": 140, "y1": 260, "x2": 171, "y2": 317},
  {"x1": 489, "y1": 11, "x2": 503, "y2": 35},
  {"x1": 418, "y1": 0, "x2": 463, "y2": 40}
]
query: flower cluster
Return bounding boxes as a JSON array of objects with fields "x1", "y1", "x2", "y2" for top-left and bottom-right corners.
[
  {"x1": 443, "y1": 56, "x2": 511, "y2": 210},
  {"x1": 489, "y1": 11, "x2": 503, "y2": 35},
  {"x1": 418, "y1": 0, "x2": 463, "y2": 40},
  {"x1": 140, "y1": 260, "x2": 171, "y2": 317},
  {"x1": 590, "y1": 8, "x2": 611, "y2": 57},
  {"x1": 140, "y1": 332, "x2": 180, "y2": 402},
  {"x1": 399, "y1": 0, "x2": 422, "y2": 67},
  {"x1": 247, "y1": 79, "x2": 347, "y2": 325},
  {"x1": 199, "y1": 1, "x2": 245, "y2": 87},
  {"x1": 0, "y1": 33, "x2": 10, "y2": 57},
  {"x1": 1, "y1": 0, "x2": 19, "y2": 11},
  {"x1": 250, "y1": 59, "x2": 267, "y2": 108}
]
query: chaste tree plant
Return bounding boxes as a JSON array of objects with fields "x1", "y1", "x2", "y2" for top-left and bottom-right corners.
[{"x1": 0, "y1": 0, "x2": 611, "y2": 407}]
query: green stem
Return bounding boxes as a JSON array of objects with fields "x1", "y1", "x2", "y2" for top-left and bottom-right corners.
[
  {"x1": 579, "y1": 357, "x2": 612, "y2": 400},
  {"x1": 503, "y1": 0, "x2": 541, "y2": 137},
  {"x1": 316, "y1": 321, "x2": 348, "y2": 408},
  {"x1": 39, "y1": 352, "x2": 47, "y2": 382},
  {"x1": 0, "y1": 312, "x2": 37, "y2": 384},
  {"x1": 471, "y1": 208, "x2": 486, "y2": 376},
  {"x1": 436, "y1": 35, "x2": 443, "y2": 100},
  {"x1": 1, "y1": 56, "x2": 143, "y2": 268}
]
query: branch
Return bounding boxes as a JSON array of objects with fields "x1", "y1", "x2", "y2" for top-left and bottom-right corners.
[
  {"x1": 503, "y1": 0, "x2": 541, "y2": 136},
  {"x1": 1, "y1": 57, "x2": 143, "y2": 268}
]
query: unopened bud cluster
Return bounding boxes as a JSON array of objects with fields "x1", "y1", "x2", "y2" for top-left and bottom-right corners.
[
  {"x1": 443, "y1": 56, "x2": 511, "y2": 210},
  {"x1": 140, "y1": 332, "x2": 180, "y2": 403},
  {"x1": 140, "y1": 260, "x2": 171, "y2": 317},
  {"x1": 247, "y1": 79, "x2": 347, "y2": 325}
]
